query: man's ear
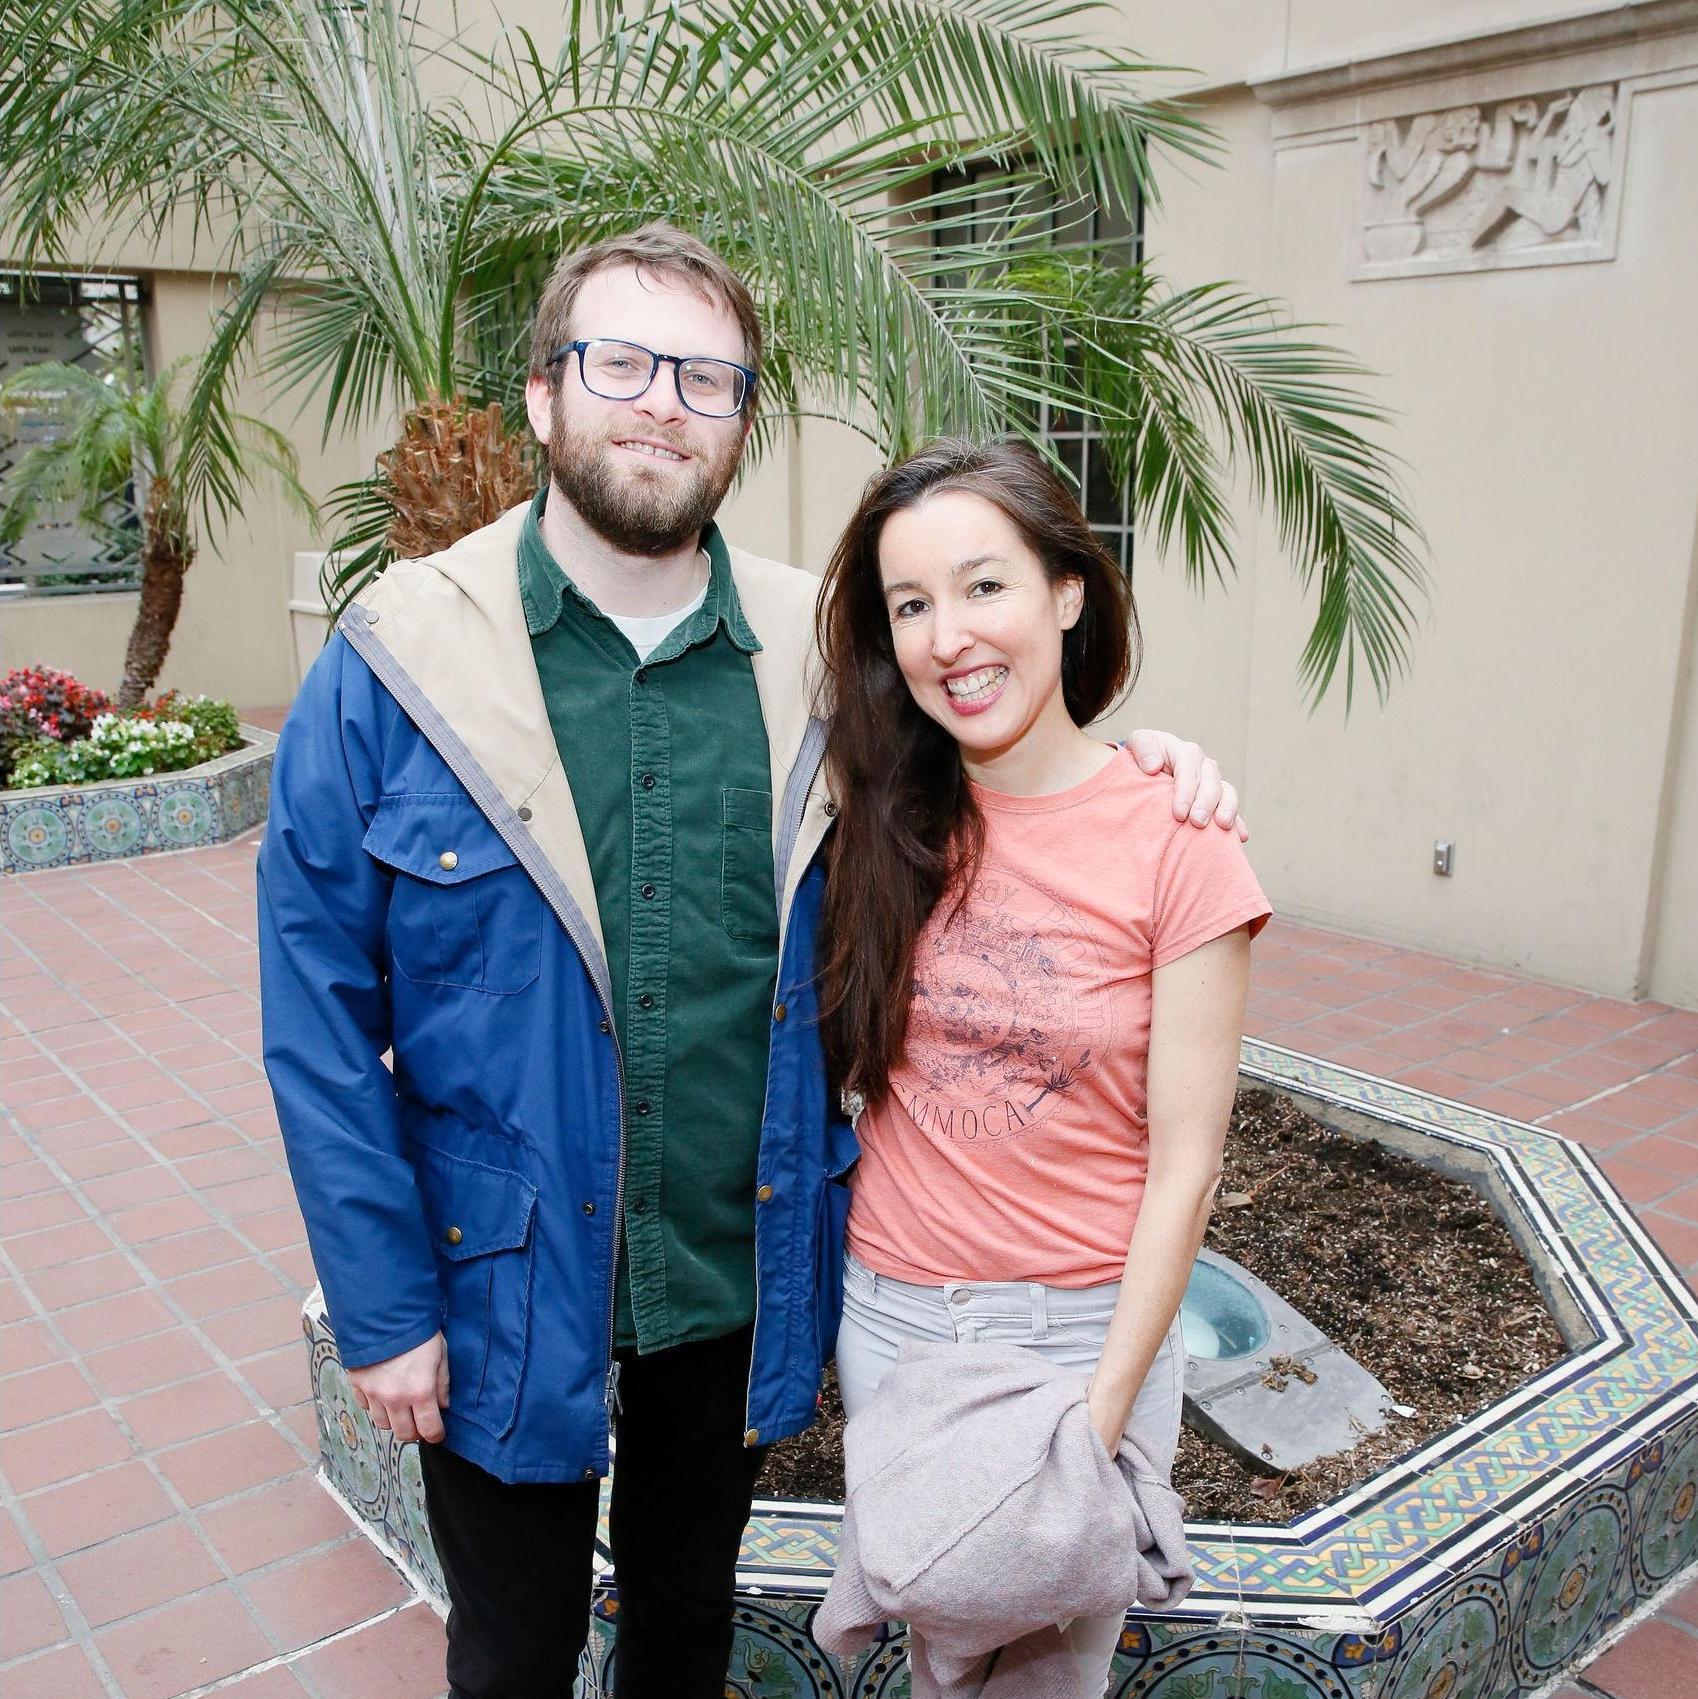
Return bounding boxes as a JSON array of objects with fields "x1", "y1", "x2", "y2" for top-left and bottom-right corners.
[{"x1": 523, "y1": 373, "x2": 554, "y2": 446}]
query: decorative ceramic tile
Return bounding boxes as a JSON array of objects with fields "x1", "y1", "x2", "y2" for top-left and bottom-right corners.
[
  {"x1": 303, "y1": 1044, "x2": 1698, "y2": 1695},
  {"x1": 0, "y1": 726, "x2": 277, "y2": 873}
]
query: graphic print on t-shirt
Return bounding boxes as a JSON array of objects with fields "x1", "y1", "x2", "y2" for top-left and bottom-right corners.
[{"x1": 895, "y1": 861, "x2": 1115, "y2": 1148}]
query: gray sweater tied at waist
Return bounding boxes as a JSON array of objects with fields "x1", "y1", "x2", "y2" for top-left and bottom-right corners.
[{"x1": 815, "y1": 1340, "x2": 1193, "y2": 1699}]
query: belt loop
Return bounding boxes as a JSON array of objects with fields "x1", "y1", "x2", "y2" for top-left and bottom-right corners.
[{"x1": 1030, "y1": 1282, "x2": 1049, "y2": 1340}]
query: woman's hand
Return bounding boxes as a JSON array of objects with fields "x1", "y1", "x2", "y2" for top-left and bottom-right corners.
[{"x1": 1087, "y1": 1380, "x2": 1131, "y2": 1457}]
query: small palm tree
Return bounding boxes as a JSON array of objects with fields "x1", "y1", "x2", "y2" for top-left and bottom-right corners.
[
  {"x1": 0, "y1": 353, "x2": 311, "y2": 707},
  {"x1": 0, "y1": 0, "x2": 1429, "y2": 705}
]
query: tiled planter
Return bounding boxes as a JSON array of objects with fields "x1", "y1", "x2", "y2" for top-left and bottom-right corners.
[
  {"x1": 303, "y1": 1042, "x2": 1698, "y2": 1695},
  {"x1": 0, "y1": 725, "x2": 276, "y2": 873}
]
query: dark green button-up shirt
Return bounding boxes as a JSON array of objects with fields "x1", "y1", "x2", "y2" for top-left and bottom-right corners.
[{"x1": 518, "y1": 490, "x2": 779, "y2": 1352}]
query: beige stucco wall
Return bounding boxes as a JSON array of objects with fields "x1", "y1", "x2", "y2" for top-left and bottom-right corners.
[
  {"x1": 775, "y1": 2, "x2": 1698, "y2": 1005},
  {"x1": 4, "y1": 0, "x2": 1693, "y2": 1005}
]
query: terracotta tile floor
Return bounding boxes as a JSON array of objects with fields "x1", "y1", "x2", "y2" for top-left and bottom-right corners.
[{"x1": 3, "y1": 820, "x2": 1696, "y2": 1696}]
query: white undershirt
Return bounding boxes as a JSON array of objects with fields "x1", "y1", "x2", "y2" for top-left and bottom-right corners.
[{"x1": 605, "y1": 578, "x2": 710, "y2": 663}]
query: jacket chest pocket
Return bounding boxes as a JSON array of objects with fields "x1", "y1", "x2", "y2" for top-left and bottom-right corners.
[
  {"x1": 364, "y1": 795, "x2": 542, "y2": 995},
  {"x1": 413, "y1": 1142, "x2": 539, "y2": 1440},
  {"x1": 721, "y1": 787, "x2": 777, "y2": 947}
]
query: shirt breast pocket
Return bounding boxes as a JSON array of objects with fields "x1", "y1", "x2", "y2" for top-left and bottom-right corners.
[
  {"x1": 363, "y1": 795, "x2": 543, "y2": 996},
  {"x1": 720, "y1": 786, "x2": 777, "y2": 948}
]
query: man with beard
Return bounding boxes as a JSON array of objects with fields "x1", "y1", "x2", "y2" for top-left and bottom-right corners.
[{"x1": 258, "y1": 223, "x2": 1242, "y2": 1698}]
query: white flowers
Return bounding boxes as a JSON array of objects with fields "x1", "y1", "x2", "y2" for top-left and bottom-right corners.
[{"x1": 11, "y1": 712, "x2": 196, "y2": 787}]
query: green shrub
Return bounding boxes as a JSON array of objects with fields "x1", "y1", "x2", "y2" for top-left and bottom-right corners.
[{"x1": 3, "y1": 696, "x2": 244, "y2": 790}]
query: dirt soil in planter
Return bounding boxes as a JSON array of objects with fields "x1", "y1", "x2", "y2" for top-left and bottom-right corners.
[{"x1": 759, "y1": 1086, "x2": 1569, "y2": 1523}]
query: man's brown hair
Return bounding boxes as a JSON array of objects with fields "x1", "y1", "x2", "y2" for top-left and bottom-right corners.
[{"x1": 528, "y1": 221, "x2": 763, "y2": 401}]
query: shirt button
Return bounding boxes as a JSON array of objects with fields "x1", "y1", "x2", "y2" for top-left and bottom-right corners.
[
  {"x1": 640, "y1": 773, "x2": 656, "y2": 791},
  {"x1": 634, "y1": 1099, "x2": 651, "y2": 1116},
  {"x1": 631, "y1": 1196, "x2": 647, "y2": 1213},
  {"x1": 744, "y1": 1427, "x2": 760, "y2": 1447},
  {"x1": 756, "y1": 1184, "x2": 773, "y2": 1203},
  {"x1": 640, "y1": 883, "x2": 656, "y2": 900},
  {"x1": 772, "y1": 1003, "x2": 787, "y2": 1023},
  {"x1": 634, "y1": 668, "x2": 649, "y2": 685},
  {"x1": 517, "y1": 805, "x2": 533, "y2": 822},
  {"x1": 638, "y1": 993, "x2": 655, "y2": 1010},
  {"x1": 582, "y1": 1201, "x2": 596, "y2": 1216},
  {"x1": 444, "y1": 1225, "x2": 463, "y2": 1246},
  {"x1": 438, "y1": 851, "x2": 458, "y2": 872}
]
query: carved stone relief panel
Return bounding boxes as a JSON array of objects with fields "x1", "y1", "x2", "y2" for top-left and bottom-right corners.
[{"x1": 1354, "y1": 84, "x2": 1623, "y2": 279}]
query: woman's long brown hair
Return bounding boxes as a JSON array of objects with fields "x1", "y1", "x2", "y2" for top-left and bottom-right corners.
[{"x1": 815, "y1": 438, "x2": 1141, "y2": 1106}]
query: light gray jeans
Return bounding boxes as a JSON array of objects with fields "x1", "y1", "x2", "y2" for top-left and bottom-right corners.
[{"x1": 833, "y1": 1251, "x2": 1186, "y2": 1697}]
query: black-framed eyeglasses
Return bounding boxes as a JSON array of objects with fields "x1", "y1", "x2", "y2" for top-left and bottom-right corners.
[{"x1": 547, "y1": 338, "x2": 757, "y2": 418}]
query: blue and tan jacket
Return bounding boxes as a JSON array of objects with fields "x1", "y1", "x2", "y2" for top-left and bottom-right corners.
[{"x1": 257, "y1": 505, "x2": 857, "y2": 1484}]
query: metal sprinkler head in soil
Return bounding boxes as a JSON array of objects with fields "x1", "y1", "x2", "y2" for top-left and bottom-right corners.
[{"x1": 1179, "y1": 1248, "x2": 1395, "y2": 1475}]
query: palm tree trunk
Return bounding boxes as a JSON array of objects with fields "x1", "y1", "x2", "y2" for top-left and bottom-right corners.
[
  {"x1": 380, "y1": 398, "x2": 535, "y2": 559},
  {"x1": 117, "y1": 476, "x2": 195, "y2": 710}
]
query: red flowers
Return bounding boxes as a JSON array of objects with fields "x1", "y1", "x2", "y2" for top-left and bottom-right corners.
[{"x1": 0, "y1": 664, "x2": 113, "y2": 776}]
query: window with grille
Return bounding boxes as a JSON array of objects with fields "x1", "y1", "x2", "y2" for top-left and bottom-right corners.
[
  {"x1": 0, "y1": 273, "x2": 148, "y2": 597},
  {"x1": 934, "y1": 161, "x2": 1143, "y2": 573}
]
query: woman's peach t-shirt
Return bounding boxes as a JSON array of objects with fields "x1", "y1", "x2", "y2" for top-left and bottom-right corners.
[{"x1": 845, "y1": 746, "x2": 1271, "y2": 1287}]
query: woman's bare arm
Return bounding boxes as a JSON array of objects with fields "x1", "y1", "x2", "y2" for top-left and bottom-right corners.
[{"x1": 1086, "y1": 926, "x2": 1251, "y2": 1450}]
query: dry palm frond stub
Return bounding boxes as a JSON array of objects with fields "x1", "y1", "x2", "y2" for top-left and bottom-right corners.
[{"x1": 380, "y1": 398, "x2": 536, "y2": 559}]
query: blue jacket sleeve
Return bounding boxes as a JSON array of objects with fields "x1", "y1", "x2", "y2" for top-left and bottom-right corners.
[{"x1": 257, "y1": 635, "x2": 442, "y2": 1369}]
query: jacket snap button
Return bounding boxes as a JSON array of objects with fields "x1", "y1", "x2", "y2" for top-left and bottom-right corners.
[
  {"x1": 582, "y1": 1201, "x2": 596, "y2": 1216},
  {"x1": 772, "y1": 1003, "x2": 787, "y2": 1023},
  {"x1": 744, "y1": 1427, "x2": 760, "y2": 1447},
  {"x1": 634, "y1": 1099, "x2": 651, "y2": 1116},
  {"x1": 756, "y1": 1184, "x2": 773, "y2": 1203},
  {"x1": 364, "y1": 609, "x2": 380, "y2": 625},
  {"x1": 582, "y1": 1468, "x2": 596, "y2": 1481},
  {"x1": 517, "y1": 805, "x2": 533, "y2": 822},
  {"x1": 640, "y1": 773, "x2": 656, "y2": 791},
  {"x1": 599, "y1": 1019, "x2": 612, "y2": 1035},
  {"x1": 444, "y1": 1225, "x2": 463, "y2": 1246},
  {"x1": 438, "y1": 851, "x2": 458, "y2": 871},
  {"x1": 638, "y1": 993, "x2": 655, "y2": 1010},
  {"x1": 640, "y1": 883, "x2": 656, "y2": 900},
  {"x1": 823, "y1": 800, "x2": 838, "y2": 818}
]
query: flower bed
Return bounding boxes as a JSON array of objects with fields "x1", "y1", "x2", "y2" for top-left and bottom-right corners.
[
  {"x1": 0, "y1": 665, "x2": 273, "y2": 873},
  {"x1": 2, "y1": 666, "x2": 243, "y2": 790},
  {"x1": 0, "y1": 726, "x2": 275, "y2": 872},
  {"x1": 302, "y1": 1044, "x2": 1698, "y2": 1699}
]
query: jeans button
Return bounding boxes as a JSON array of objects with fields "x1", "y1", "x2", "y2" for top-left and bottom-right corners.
[{"x1": 950, "y1": 1289, "x2": 972, "y2": 1305}]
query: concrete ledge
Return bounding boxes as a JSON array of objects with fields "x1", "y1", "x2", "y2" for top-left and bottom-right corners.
[{"x1": 0, "y1": 725, "x2": 276, "y2": 873}]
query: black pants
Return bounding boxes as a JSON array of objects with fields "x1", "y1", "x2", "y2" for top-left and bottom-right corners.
[{"x1": 419, "y1": 1324, "x2": 769, "y2": 1699}]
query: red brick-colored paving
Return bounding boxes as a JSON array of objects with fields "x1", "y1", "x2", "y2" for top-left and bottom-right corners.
[{"x1": 3, "y1": 816, "x2": 1695, "y2": 1695}]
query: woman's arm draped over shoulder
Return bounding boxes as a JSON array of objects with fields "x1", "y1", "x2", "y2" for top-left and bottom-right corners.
[{"x1": 1085, "y1": 927, "x2": 1251, "y2": 1449}]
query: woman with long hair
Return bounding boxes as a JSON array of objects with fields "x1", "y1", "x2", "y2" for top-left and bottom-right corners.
[{"x1": 816, "y1": 438, "x2": 1270, "y2": 1691}]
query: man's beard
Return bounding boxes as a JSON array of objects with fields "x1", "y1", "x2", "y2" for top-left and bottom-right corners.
[{"x1": 546, "y1": 397, "x2": 743, "y2": 557}]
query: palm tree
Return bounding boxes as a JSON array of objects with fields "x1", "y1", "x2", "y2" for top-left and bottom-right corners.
[
  {"x1": 0, "y1": 0, "x2": 1428, "y2": 704},
  {"x1": 0, "y1": 353, "x2": 311, "y2": 706}
]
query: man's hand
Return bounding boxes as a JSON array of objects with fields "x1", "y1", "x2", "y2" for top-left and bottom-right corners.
[
  {"x1": 348, "y1": 1332, "x2": 450, "y2": 1444},
  {"x1": 1127, "y1": 729, "x2": 1250, "y2": 841}
]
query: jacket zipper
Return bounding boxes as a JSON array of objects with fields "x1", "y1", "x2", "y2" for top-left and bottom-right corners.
[
  {"x1": 743, "y1": 717, "x2": 831, "y2": 1434},
  {"x1": 339, "y1": 609, "x2": 629, "y2": 1464}
]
